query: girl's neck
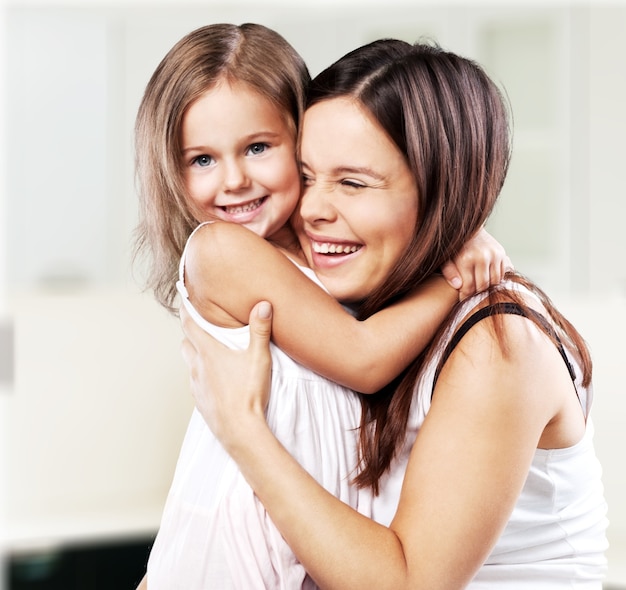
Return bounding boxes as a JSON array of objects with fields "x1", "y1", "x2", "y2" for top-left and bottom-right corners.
[{"x1": 269, "y1": 225, "x2": 308, "y2": 266}]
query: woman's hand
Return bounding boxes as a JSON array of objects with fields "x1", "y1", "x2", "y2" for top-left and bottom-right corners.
[
  {"x1": 441, "y1": 227, "x2": 513, "y2": 299},
  {"x1": 180, "y1": 301, "x2": 274, "y2": 451}
]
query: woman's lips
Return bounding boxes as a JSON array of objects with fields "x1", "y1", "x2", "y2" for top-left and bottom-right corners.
[
  {"x1": 305, "y1": 235, "x2": 363, "y2": 269},
  {"x1": 311, "y1": 240, "x2": 361, "y2": 255}
]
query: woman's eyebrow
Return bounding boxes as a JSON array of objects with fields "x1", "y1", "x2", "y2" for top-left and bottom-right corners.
[
  {"x1": 299, "y1": 161, "x2": 385, "y2": 181},
  {"x1": 332, "y1": 165, "x2": 385, "y2": 180}
]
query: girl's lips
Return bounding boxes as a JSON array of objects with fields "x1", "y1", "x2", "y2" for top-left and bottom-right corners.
[
  {"x1": 216, "y1": 196, "x2": 268, "y2": 223},
  {"x1": 220, "y1": 196, "x2": 267, "y2": 216}
]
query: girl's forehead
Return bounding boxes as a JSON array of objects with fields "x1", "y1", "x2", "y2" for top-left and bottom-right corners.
[{"x1": 192, "y1": 79, "x2": 295, "y2": 127}]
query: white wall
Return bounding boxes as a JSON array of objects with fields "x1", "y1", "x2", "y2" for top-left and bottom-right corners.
[
  {"x1": 558, "y1": 295, "x2": 626, "y2": 584},
  {"x1": 589, "y1": 5, "x2": 626, "y2": 294}
]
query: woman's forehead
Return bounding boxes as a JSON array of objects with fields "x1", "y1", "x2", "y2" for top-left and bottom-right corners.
[{"x1": 300, "y1": 98, "x2": 404, "y2": 174}]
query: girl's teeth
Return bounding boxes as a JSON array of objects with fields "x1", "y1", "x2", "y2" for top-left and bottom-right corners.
[{"x1": 224, "y1": 198, "x2": 263, "y2": 214}]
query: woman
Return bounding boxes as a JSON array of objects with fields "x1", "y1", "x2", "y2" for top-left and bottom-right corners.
[{"x1": 181, "y1": 39, "x2": 609, "y2": 588}]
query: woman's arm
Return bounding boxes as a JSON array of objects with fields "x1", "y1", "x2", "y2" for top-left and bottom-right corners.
[
  {"x1": 184, "y1": 222, "x2": 507, "y2": 393},
  {"x1": 182, "y1": 301, "x2": 568, "y2": 590}
]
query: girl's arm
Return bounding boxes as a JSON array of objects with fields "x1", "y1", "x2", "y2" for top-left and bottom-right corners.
[
  {"x1": 441, "y1": 227, "x2": 512, "y2": 299},
  {"x1": 184, "y1": 222, "x2": 507, "y2": 393},
  {"x1": 181, "y1": 301, "x2": 569, "y2": 590}
]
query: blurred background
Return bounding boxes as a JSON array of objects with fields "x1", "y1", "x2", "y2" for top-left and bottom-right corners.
[{"x1": 0, "y1": 0, "x2": 624, "y2": 588}]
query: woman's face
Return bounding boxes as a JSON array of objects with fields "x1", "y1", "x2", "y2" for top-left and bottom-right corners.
[{"x1": 295, "y1": 97, "x2": 419, "y2": 304}]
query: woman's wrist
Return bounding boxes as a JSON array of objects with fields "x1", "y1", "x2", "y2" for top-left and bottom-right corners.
[
  {"x1": 224, "y1": 411, "x2": 278, "y2": 471},
  {"x1": 218, "y1": 406, "x2": 271, "y2": 457}
]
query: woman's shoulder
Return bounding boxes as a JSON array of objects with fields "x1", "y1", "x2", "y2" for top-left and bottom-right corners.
[
  {"x1": 429, "y1": 278, "x2": 566, "y2": 394},
  {"x1": 444, "y1": 278, "x2": 550, "y2": 340}
]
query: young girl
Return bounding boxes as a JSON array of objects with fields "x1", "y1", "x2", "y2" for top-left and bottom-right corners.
[
  {"x1": 134, "y1": 24, "x2": 509, "y2": 588},
  {"x1": 181, "y1": 39, "x2": 609, "y2": 589}
]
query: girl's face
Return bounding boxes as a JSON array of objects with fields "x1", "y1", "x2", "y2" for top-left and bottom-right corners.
[
  {"x1": 181, "y1": 80, "x2": 301, "y2": 240},
  {"x1": 295, "y1": 97, "x2": 419, "y2": 304}
]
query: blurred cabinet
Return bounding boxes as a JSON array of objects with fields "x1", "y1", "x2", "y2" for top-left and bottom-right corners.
[
  {"x1": 478, "y1": 16, "x2": 571, "y2": 291},
  {"x1": 5, "y1": 4, "x2": 624, "y2": 298},
  {"x1": 1, "y1": 288, "x2": 192, "y2": 552},
  {"x1": 1, "y1": 0, "x2": 624, "y2": 563},
  {"x1": 5, "y1": 12, "x2": 113, "y2": 289}
]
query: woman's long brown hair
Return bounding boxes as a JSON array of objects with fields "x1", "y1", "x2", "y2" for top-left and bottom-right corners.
[{"x1": 308, "y1": 40, "x2": 592, "y2": 493}]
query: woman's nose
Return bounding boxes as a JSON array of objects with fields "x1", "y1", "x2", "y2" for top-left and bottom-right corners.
[
  {"x1": 222, "y1": 159, "x2": 250, "y2": 192},
  {"x1": 298, "y1": 182, "x2": 337, "y2": 225}
]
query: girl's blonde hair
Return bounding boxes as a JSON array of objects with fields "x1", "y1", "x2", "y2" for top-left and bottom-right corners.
[{"x1": 134, "y1": 23, "x2": 310, "y2": 312}]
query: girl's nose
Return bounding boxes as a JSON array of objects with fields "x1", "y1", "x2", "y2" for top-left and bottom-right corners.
[
  {"x1": 298, "y1": 181, "x2": 337, "y2": 225},
  {"x1": 222, "y1": 159, "x2": 250, "y2": 192}
]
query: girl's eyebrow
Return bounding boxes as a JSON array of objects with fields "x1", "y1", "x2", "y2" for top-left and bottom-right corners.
[
  {"x1": 182, "y1": 131, "x2": 283, "y2": 156},
  {"x1": 182, "y1": 145, "x2": 209, "y2": 155}
]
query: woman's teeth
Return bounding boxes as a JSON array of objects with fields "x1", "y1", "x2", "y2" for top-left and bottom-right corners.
[
  {"x1": 312, "y1": 242, "x2": 361, "y2": 255},
  {"x1": 223, "y1": 197, "x2": 264, "y2": 214}
]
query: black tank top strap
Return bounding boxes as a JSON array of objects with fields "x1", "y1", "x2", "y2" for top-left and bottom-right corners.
[{"x1": 431, "y1": 302, "x2": 577, "y2": 399}]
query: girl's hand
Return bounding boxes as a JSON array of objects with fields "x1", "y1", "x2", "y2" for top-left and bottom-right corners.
[
  {"x1": 441, "y1": 227, "x2": 513, "y2": 300},
  {"x1": 180, "y1": 302, "x2": 274, "y2": 450}
]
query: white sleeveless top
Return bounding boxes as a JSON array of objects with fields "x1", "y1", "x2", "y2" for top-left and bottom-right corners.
[
  {"x1": 372, "y1": 284, "x2": 609, "y2": 589},
  {"x1": 147, "y1": 224, "x2": 374, "y2": 589}
]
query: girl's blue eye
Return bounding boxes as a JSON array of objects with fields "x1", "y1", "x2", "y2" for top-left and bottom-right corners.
[
  {"x1": 192, "y1": 154, "x2": 213, "y2": 167},
  {"x1": 247, "y1": 143, "x2": 268, "y2": 156}
]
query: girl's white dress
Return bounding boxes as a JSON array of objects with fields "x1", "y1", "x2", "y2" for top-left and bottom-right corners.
[{"x1": 147, "y1": 224, "x2": 373, "y2": 589}]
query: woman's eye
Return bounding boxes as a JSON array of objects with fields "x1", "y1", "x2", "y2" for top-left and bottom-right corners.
[
  {"x1": 247, "y1": 142, "x2": 268, "y2": 156},
  {"x1": 341, "y1": 179, "x2": 366, "y2": 189},
  {"x1": 301, "y1": 174, "x2": 314, "y2": 186},
  {"x1": 192, "y1": 154, "x2": 214, "y2": 168}
]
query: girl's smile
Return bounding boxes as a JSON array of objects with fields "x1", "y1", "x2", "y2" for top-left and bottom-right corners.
[{"x1": 181, "y1": 80, "x2": 301, "y2": 241}]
